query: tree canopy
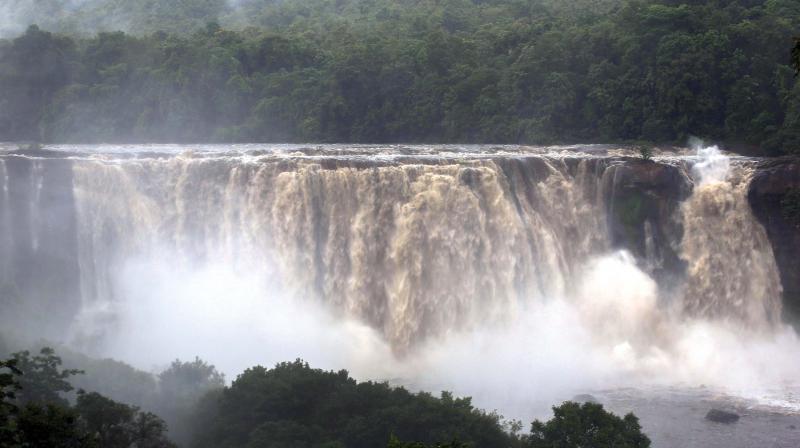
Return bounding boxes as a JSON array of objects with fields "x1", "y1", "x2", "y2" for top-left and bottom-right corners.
[
  {"x1": 1, "y1": 346, "x2": 654, "y2": 448},
  {"x1": 0, "y1": 0, "x2": 797, "y2": 154},
  {"x1": 11, "y1": 347, "x2": 83, "y2": 406},
  {"x1": 0, "y1": 347, "x2": 176, "y2": 448},
  {"x1": 190, "y1": 359, "x2": 514, "y2": 448},
  {"x1": 526, "y1": 401, "x2": 651, "y2": 448}
]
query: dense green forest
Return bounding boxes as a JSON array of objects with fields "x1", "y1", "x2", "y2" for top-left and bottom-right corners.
[
  {"x1": 0, "y1": 348, "x2": 176, "y2": 447},
  {"x1": 0, "y1": 0, "x2": 798, "y2": 153},
  {"x1": 0, "y1": 346, "x2": 651, "y2": 448}
]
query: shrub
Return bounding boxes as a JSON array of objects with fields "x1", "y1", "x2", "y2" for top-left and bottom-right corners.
[{"x1": 526, "y1": 401, "x2": 651, "y2": 448}]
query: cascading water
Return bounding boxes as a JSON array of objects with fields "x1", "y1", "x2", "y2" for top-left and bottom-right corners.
[
  {"x1": 679, "y1": 146, "x2": 782, "y2": 328},
  {"x1": 0, "y1": 159, "x2": 10, "y2": 286},
  {"x1": 0, "y1": 144, "x2": 798, "y2": 440},
  {"x1": 64, "y1": 153, "x2": 615, "y2": 352}
]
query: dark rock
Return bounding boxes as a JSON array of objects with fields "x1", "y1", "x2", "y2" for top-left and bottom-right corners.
[
  {"x1": 705, "y1": 409, "x2": 740, "y2": 424},
  {"x1": 748, "y1": 157, "x2": 800, "y2": 323},
  {"x1": 603, "y1": 160, "x2": 692, "y2": 289},
  {"x1": 572, "y1": 394, "x2": 600, "y2": 404},
  {"x1": 0, "y1": 155, "x2": 82, "y2": 341}
]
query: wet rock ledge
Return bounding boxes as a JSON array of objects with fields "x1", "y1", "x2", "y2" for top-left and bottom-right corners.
[{"x1": 748, "y1": 156, "x2": 800, "y2": 322}]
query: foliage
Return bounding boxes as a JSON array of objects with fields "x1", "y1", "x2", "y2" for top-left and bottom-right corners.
[
  {"x1": 793, "y1": 37, "x2": 800, "y2": 76},
  {"x1": 0, "y1": 351, "x2": 91, "y2": 448},
  {"x1": 0, "y1": 359, "x2": 21, "y2": 410},
  {"x1": 0, "y1": 348, "x2": 176, "y2": 448},
  {"x1": 155, "y1": 357, "x2": 225, "y2": 446},
  {"x1": 0, "y1": 359, "x2": 22, "y2": 446},
  {"x1": 638, "y1": 146, "x2": 653, "y2": 161},
  {"x1": 75, "y1": 390, "x2": 176, "y2": 448},
  {"x1": 158, "y1": 357, "x2": 225, "y2": 402},
  {"x1": 13, "y1": 402, "x2": 95, "y2": 448},
  {"x1": 387, "y1": 434, "x2": 468, "y2": 448},
  {"x1": 63, "y1": 349, "x2": 159, "y2": 410},
  {"x1": 22, "y1": 346, "x2": 224, "y2": 446},
  {"x1": 526, "y1": 401, "x2": 650, "y2": 448},
  {"x1": 3, "y1": 348, "x2": 655, "y2": 448},
  {"x1": 190, "y1": 359, "x2": 514, "y2": 448},
  {"x1": 617, "y1": 193, "x2": 646, "y2": 231},
  {"x1": 11, "y1": 347, "x2": 83, "y2": 406},
  {"x1": 0, "y1": 0, "x2": 797, "y2": 153}
]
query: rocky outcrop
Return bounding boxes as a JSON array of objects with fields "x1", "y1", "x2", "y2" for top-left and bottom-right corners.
[
  {"x1": 748, "y1": 157, "x2": 800, "y2": 322},
  {"x1": 603, "y1": 159, "x2": 693, "y2": 289},
  {"x1": 705, "y1": 409, "x2": 740, "y2": 424}
]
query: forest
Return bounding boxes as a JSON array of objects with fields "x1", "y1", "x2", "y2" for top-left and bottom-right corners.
[
  {"x1": 0, "y1": 0, "x2": 798, "y2": 154},
  {"x1": 0, "y1": 345, "x2": 651, "y2": 448}
]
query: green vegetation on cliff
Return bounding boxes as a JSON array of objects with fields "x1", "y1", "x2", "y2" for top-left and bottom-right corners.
[{"x1": 1, "y1": 0, "x2": 797, "y2": 153}]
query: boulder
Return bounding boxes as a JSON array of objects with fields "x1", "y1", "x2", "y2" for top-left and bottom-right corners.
[{"x1": 705, "y1": 409, "x2": 740, "y2": 424}]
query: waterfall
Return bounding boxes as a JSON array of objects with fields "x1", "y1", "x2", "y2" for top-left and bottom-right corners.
[
  {"x1": 679, "y1": 160, "x2": 782, "y2": 328},
  {"x1": 0, "y1": 159, "x2": 10, "y2": 286},
  {"x1": 67, "y1": 155, "x2": 611, "y2": 352},
  {"x1": 0, "y1": 145, "x2": 791, "y2": 376}
]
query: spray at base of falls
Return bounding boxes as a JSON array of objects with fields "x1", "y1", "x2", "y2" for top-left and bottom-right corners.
[{"x1": 0, "y1": 144, "x2": 798, "y2": 416}]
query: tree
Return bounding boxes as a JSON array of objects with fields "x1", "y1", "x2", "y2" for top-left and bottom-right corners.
[
  {"x1": 0, "y1": 359, "x2": 22, "y2": 446},
  {"x1": 156, "y1": 357, "x2": 225, "y2": 445},
  {"x1": 0, "y1": 25, "x2": 75, "y2": 140},
  {"x1": 191, "y1": 359, "x2": 514, "y2": 448},
  {"x1": 11, "y1": 347, "x2": 83, "y2": 406},
  {"x1": 387, "y1": 434, "x2": 468, "y2": 448},
  {"x1": 638, "y1": 145, "x2": 654, "y2": 161},
  {"x1": 0, "y1": 0, "x2": 798, "y2": 154},
  {"x1": 1, "y1": 349, "x2": 176, "y2": 448},
  {"x1": 526, "y1": 402, "x2": 651, "y2": 448},
  {"x1": 76, "y1": 391, "x2": 137, "y2": 447},
  {"x1": 75, "y1": 391, "x2": 176, "y2": 448},
  {"x1": 158, "y1": 357, "x2": 225, "y2": 402},
  {"x1": 14, "y1": 403, "x2": 95, "y2": 448},
  {"x1": 1, "y1": 354, "x2": 91, "y2": 448},
  {"x1": 793, "y1": 37, "x2": 800, "y2": 76}
]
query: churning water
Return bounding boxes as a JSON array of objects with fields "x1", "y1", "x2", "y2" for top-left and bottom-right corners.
[{"x1": 0, "y1": 144, "x2": 798, "y2": 446}]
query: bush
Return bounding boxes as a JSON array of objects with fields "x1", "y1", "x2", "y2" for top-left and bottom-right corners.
[
  {"x1": 526, "y1": 401, "x2": 651, "y2": 448},
  {"x1": 0, "y1": 348, "x2": 176, "y2": 448},
  {"x1": 190, "y1": 359, "x2": 513, "y2": 448},
  {"x1": 638, "y1": 146, "x2": 654, "y2": 161}
]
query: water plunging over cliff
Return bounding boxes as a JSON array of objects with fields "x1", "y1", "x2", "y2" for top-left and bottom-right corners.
[{"x1": 0, "y1": 144, "x2": 797, "y2": 417}]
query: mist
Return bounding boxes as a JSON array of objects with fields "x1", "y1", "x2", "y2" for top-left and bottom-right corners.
[
  {"x1": 73, "y1": 241, "x2": 800, "y2": 422},
  {"x1": 1, "y1": 144, "x2": 790, "y2": 425},
  {"x1": 2, "y1": 1, "x2": 800, "y2": 446}
]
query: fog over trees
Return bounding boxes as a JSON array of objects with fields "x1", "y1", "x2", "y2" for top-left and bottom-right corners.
[
  {"x1": 0, "y1": 346, "x2": 651, "y2": 448},
  {"x1": 0, "y1": 0, "x2": 798, "y2": 153}
]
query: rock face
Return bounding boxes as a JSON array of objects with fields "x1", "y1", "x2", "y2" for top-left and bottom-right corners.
[
  {"x1": 0, "y1": 147, "x2": 794, "y2": 349},
  {"x1": 603, "y1": 159, "x2": 693, "y2": 289},
  {"x1": 705, "y1": 409, "x2": 740, "y2": 424},
  {"x1": 748, "y1": 157, "x2": 800, "y2": 322},
  {"x1": 0, "y1": 152, "x2": 82, "y2": 341}
]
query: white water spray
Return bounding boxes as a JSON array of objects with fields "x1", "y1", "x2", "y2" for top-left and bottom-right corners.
[{"x1": 1, "y1": 145, "x2": 798, "y2": 422}]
